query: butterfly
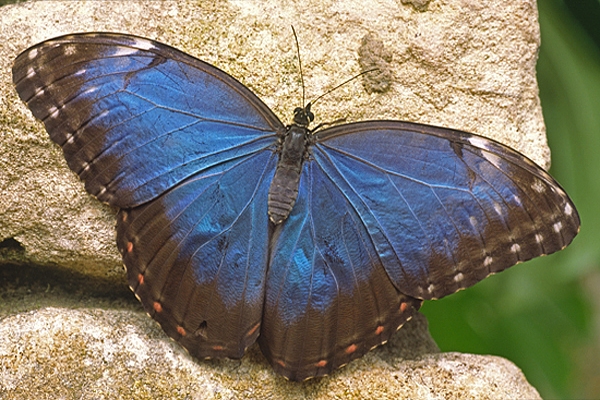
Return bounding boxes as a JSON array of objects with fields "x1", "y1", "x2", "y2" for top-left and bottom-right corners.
[{"x1": 12, "y1": 32, "x2": 580, "y2": 381}]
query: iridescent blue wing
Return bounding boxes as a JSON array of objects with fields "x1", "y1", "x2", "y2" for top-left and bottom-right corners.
[
  {"x1": 261, "y1": 160, "x2": 422, "y2": 381},
  {"x1": 13, "y1": 33, "x2": 282, "y2": 359},
  {"x1": 313, "y1": 121, "x2": 580, "y2": 301},
  {"x1": 12, "y1": 33, "x2": 282, "y2": 208}
]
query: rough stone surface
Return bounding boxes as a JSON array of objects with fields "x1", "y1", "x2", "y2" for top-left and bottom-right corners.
[
  {"x1": 0, "y1": 0, "x2": 544, "y2": 398},
  {"x1": 0, "y1": 305, "x2": 539, "y2": 400}
]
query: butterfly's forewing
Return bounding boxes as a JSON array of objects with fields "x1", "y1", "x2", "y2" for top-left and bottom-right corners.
[
  {"x1": 261, "y1": 160, "x2": 422, "y2": 381},
  {"x1": 12, "y1": 33, "x2": 282, "y2": 208},
  {"x1": 314, "y1": 121, "x2": 580, "y2": 300},
  {"x1": 13, "y1": 33, "x2": 284, "y2": 359}
]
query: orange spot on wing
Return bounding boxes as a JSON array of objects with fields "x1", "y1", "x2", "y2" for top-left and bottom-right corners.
[
  {"x1": 137, "y1": 274, "x2": 144, "y2": 285},
  {"x1": 126, "y1": 242, "x2": 133, "y2": 252},
  {"x1": 315, "y1": 360, "x2": 328, "y2": 368},
  {"x1": 345, "y1": 344, "x2": 358, "y2": 354},
  {"x1": 400, "y1": 302, "x2": 408, "y2": 313},
  {"x1": 375, "y1": 325, "x2": 385, "y2": 335},
  {"x1": 212, "y1": 345, "x2": 224, "y2": 351},
  {"x1": 176, "y1": 326, "x2": 186, "y2": 336},
  {"x1": 153, "y1": 302, "x2": 163, "y2": 313},
  {"x1": 246, "y1": 322, "x2": 260, "y2": 337}
]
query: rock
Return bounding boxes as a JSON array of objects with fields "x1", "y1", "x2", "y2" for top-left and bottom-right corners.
[
  {"x1": 0, "y1": 0, "x2": 544, "y2": 397},
  {"x1": 0, "y1": 306, "x2": 539, "y2": 399}
]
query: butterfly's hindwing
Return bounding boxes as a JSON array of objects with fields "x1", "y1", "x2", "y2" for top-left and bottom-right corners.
[
  {"x1": 261, "y1": 160, "x2": 421, "y2": 381},
  {"x1": 118, "y1": 151, "x2": 276, "y2": 359}
]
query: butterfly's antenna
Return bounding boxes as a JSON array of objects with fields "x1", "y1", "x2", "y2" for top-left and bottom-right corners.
[
  {"x1": 291, "y1": 26, "x2": 306, "y2": 107},
  {"x1": 310, "y1": 68, "x2": 378, "y2": 106}
]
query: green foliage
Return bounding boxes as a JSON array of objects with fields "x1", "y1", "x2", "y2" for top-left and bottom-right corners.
[
  {"x1": 422, "y1": 0, "x2": 600, "y2": 398},
  {"x1": 0, "y1": 0, "x2": 20, "y2": 6}
]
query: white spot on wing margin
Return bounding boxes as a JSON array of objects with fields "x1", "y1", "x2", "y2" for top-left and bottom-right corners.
[
  {"x1": 27, "y1": 48, "x2": 38, "y2": 60},
  {"x1": 133, "y1": 37, "x2": 157, "y2": 51}
]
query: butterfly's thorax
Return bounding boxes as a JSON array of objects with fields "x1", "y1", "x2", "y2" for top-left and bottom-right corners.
[{"x1": 268, "y1": 124, "x2": 309, "y2": 224}]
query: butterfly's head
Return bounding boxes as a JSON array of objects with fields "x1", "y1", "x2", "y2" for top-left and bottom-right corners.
[{"x1": 293, "y1": 103, "x2": 314, "y2": 127}]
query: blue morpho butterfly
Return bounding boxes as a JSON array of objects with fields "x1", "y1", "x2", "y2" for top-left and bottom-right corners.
[{"x1": 12, "y1": 32, "x2": 580, "y2": 381}]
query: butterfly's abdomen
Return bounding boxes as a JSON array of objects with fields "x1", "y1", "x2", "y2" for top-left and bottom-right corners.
[{"x1": 268, "y1": 125, "x2": 309, "y2": 224}]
